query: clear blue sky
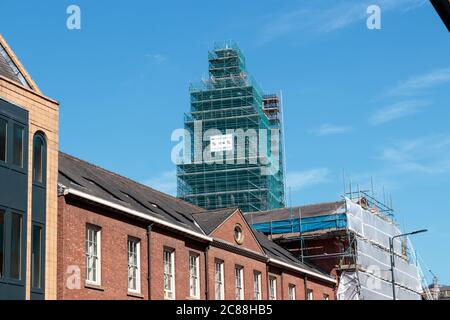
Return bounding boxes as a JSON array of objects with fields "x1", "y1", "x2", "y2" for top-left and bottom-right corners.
[{"x1": 1, "y1": 0, "x2": 449, "y2": 284}]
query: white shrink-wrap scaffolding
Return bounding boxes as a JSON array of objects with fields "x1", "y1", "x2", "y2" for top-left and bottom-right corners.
[{"x1": 338, "y1": 198, "x2": 423, "y2": 300}]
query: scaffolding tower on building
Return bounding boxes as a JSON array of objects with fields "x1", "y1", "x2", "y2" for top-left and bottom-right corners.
[{"x1": 177, "y1": 41, "x2": 285, "y2": 212}]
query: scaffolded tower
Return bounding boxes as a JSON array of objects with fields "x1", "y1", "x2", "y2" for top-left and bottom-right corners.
[{"x1": 177, "y1": 41, "x2": 285, "y2": 212}]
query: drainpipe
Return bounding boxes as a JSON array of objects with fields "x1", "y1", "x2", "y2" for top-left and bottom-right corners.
[
  {"x1": 147, "y1": 224, "x2": 153, "y2": 300},
  {"x1": 204, "y1": 245, "x2": 209, "y2": 300},
  {"x1": 304, "y1": 275, "x2": 308, "y2": 300}
]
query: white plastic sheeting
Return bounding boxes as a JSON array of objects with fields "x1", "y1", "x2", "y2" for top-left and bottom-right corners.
[
  {"x1": 346, "y1": 198, "x2": 403, "y2": 253},
  {"x1": 338, "y1": 198, "x2": 422, "y2": 300},
  {"x1": 337, "y1": 272, "x2": 360, "y2": 300},
  {"x1": 357, "y1": 272, "x2": 421, "y2": 300}
]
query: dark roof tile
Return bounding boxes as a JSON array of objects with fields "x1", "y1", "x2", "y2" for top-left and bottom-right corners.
[
  {"x1": 246, "y1": 201, "x2": 346, "y2": 224},
  {"x1": 192, "y1": 208, "x2": 238, "y2": 235},
  {"x1": 58, "y1": 152, "x2": 204, "y2": 233},
  {"x1": 0, "y1": 42, "x2": 30, "y2": 88}
]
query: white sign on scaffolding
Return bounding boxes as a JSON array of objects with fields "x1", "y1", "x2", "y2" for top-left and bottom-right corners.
[{"x1": 210, "y1": 134, "x2": 233, "y2": 152}]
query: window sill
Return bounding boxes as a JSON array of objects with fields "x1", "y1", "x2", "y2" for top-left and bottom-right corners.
[
  {"x1": 85, "y1": 283, "x2": 104, "y2": 291},
  {"x1": 127, "y1": 291, "x2": 144, "y2": 299}
]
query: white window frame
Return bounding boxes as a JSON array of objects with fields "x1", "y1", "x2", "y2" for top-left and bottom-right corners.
[
  {"x1": 163, "y1": 248, "x2": 175, "y2": 300},
  {"x1": 127, "y1": 238, "x2": 141, "y2": 293},
  {"x1": 269, "y1": 276, "x2": 277, "y2": 300},
  {"x1": 288, "y1": 284, "x2": 296, "y2": 300},
  {"x1": 85, "y1": 225, "x2": 101, "y2": 285},
  {"x1": 214, "y1": 260, "x2": 225, "y2": 300},
  {"x1": 189, "y1": 253, "x2": 200, "y2": 299},
  {"x1": 235, "y1": 266, "x2": 244, "y2": 300},
  {"x1": 323, "y1": 293, "x2": 330, "y2": 300},
  {"x1": 307, "y1": 289, "x2": 314, "y2": 300},
  {"x1": 253, "y1": 271, "x2": 262, "y2": 300}
]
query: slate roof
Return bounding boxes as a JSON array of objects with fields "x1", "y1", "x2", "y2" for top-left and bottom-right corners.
[
  {"x1": 0, "y1": 41, "x2": 30, "y2": 89},
  {"x1": 58, "y1": 152, "x2": 205, "y2": 234},
  {"x1": 246, "y1": 201, "x2": 346, "y2": 224},
  {"x1": 58, "y1": 152, "x2": 335, "y2": 282},
  {"x1": 192, "y1": 208, "x2": 238, "y2": 235},
  {"x1": 253, "y1": 229, "x2": 330, "y2": 278}
]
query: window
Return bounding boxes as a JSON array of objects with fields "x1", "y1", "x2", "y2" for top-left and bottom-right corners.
[
  {"x1": 10, "y1": 213, "x2": 22, "y2": 280},
  {"x1": 0, "y1": 118, "x2": 6, "y2": 162},
  {"x1": 85, "y1": 225, "x2": 101, "y2": 285},
  {"x1": 163, "y1": 249, "x2": 175, "y2": 299},
  {"x1": 323, "y1": 294, "x2": 330, "y2": 300},
  {"x1": 33, "y1": 134, "x2": 45, "y2": 183},
  {"x1": 189, "y1": 253, "x2": 200, "y2": 298},
  {"x1": 288, "y1": 284, "x2": 296, "y2": 300},
  {"x1": 0, "y1": 210, "x2": 4, "y2": 278},
  {"x1": 307, "y1": 289, "x2": 314, "y2": 300},
  {"x1": 127, "y1": 238, "x2": 141, "y2": 293},
  {"x1": 12, "y1": 124, "x2": 23, "y2": 167},
  {"x1": 253, "y1": 271, "x2": 262, "y2": 300},
  {"x1": 214, "y1": 260, "x2": 224, "y2": 300},
  {"x1": 31, "y1": 225, "x2": 43, "y2": 289},
  {"x1": 235, "y1": 266, "x2": 244, "y2": 300},
  {"x1": 269, "y1": 277, "x2": 277, "y2": 300},
  {"x1": 233, "y1": 225, "x2": 244, "y2": 244}
]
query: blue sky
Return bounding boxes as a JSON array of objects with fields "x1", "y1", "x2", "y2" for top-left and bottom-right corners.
[{"x1": 1, "y1": 0, "x2": 449, "y2": 284}]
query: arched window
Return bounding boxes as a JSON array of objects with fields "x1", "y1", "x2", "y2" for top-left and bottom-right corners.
[
  {"x1": 32, "y1": 133, "x2": 46, "y2": 184},
  {"x1": 31, "y1": 132, "x2": 46, "y2": 296}
]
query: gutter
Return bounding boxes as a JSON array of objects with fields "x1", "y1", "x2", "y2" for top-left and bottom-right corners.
[
  {"x1": 268, "y1": 258, "x2": 337, "y2": 284},
  {"x1": 63, "y1": 187, "x2": 213, "y2": 242}
]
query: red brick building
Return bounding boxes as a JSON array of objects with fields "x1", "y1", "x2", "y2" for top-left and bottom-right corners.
[{"x1": 57, "y1": 153, "x2": 337, "y2": 300}]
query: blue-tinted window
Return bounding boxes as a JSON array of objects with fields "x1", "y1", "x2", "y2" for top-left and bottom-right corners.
[
  {"x1": 0, "y1": 118, "x2": 6, "y2": 162},
  {"x1": 31, "y1": 225, "x2": 42, "y2": 289},
  {"x1": 33, "y1": 134, "x2": 45, "y2": 183},
  {"x1": 12, "y1": 124, "x2": 24, "y2": 167},
  {"x1": 10, "y1": 213, "x2": 22, "y2": 280},
  {"x1": 0, "y1": 210, "x2": 4, "y2": 278}
]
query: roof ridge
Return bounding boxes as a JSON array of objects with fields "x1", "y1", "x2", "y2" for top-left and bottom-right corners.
[
  {"x1": 246, "y1": 200, "x2": 345, "y2": 215},
  {"x1": 59, "y1": 151, "x2": 203, "y2": 212},
  {"x1": 193, "y1": 207, "x2": 239, "y2": 215}
]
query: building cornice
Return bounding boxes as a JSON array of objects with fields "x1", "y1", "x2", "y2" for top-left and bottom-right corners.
[{"x1": 0, "y1": 76, "x2": 59, "y2": 106}]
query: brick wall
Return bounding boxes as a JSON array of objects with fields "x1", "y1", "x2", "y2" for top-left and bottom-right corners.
[
  {"x1": 58, "y1": 196, "x2": 149, "y2": 300},
  {"x1": 207, "y1": 246, "x2": 268, "y2": 300},
  {"x1": 149, "y1": 227, "x2": 207, "y2": 300},
  {"x1": 57, "y1": 195, "x2": 336, "y2": 300},
  {"x1": 305, "y1": 277, "x2": 336, "y2": 300},
  {"x1": 211, "y1": 211, "x2": 264, "y2": 254}
]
